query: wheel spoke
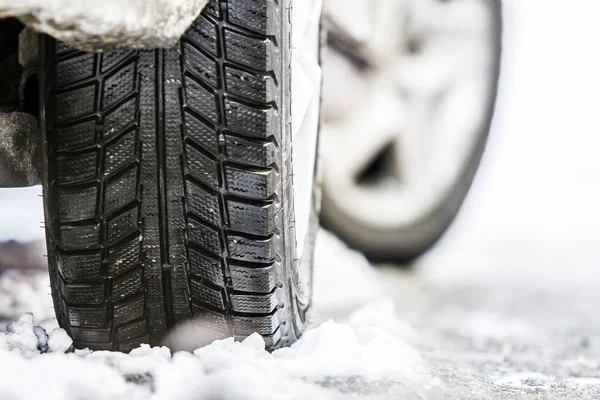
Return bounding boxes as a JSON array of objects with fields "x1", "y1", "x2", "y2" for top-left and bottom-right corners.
[
  {"x1": 397, "y1": 33, "x2": 491, "y2": 101},
  {"x1": 394, "y1": 98, "x2": 432, "y2": 185},
  {"x1": 366, "y1": 0, "x2": 409, "y2": 63},
  {"x1": 325, "y1": 88, "x2": 406, "y2": 179}
]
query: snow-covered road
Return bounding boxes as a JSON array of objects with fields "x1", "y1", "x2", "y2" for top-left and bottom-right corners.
[{"x1": 2, "y1": 0, "x2": 600, "y2": 398}]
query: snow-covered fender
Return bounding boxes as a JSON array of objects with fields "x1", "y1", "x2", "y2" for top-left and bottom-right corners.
[{"x1": 0, "y1": 0, "x2": 209, "y2": 51}]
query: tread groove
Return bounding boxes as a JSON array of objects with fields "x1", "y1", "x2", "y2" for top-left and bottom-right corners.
[{"x1": 156, "y1": 49, "x2": 175, "y2": 330}]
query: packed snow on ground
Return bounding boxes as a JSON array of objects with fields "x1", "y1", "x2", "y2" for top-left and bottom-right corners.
[
  {"x1": 0, "y1": 306, "x2": 440, "y2": 400},
  {"x1": 0, "y1": 228, "x2": 442, "y2": 400}
]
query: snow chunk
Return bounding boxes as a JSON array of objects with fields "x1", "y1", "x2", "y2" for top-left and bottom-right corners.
[
  {"x1": 0, "y1": 0, "x2": 210, "y2": 51},
  {"x1": 48, "y1": 328, "x2": 73, "y2": 353},
  {"x1": 34, "y1": 325, "x2": 48, "y2": 353},
  {"x1": 1, "y1": 313, "x2": 40, "y2": 357},
  {"x1": 0, "y1": 314, "x2": 70, "y2": 356}
]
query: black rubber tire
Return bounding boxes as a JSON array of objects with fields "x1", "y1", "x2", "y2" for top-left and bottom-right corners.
[
  {"x1": 321, "y1": 0, "x2": 503, "y2": 263},
  {"x1": 38, "y1": 0, "x2": 317, "y2": 352}
]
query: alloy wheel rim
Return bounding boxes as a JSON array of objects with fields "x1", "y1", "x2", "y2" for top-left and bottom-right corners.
[{"x1": 322, "y1": 0, "x2": 497, "y2": 229}]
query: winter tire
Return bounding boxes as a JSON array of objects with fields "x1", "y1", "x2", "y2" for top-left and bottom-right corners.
[{"x1": 38, "y1": 0, "x2": 322, "y2": 351}]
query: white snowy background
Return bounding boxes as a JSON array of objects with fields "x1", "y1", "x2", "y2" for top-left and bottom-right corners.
[{"x1": 2, "y1": 0, "x2": 600, "y2": 398}]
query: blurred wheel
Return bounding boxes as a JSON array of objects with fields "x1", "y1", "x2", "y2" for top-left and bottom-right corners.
[{"x1": 321, "y1": 0, "x2": 501, "y2": 262}]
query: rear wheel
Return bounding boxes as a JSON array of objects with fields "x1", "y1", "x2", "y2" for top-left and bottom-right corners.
[{"x1": 39, "y1": 0, "x2": 322, "y2": 351}]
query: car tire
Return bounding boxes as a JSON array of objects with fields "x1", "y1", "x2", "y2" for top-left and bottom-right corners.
[{"x1": 38, "y1": 0, "x2": 322, "y2": 351}]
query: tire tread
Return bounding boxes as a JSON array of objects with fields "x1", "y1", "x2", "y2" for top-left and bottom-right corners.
[{"x1": 43, "y1": 0, "x2": 309, "y2": 350}]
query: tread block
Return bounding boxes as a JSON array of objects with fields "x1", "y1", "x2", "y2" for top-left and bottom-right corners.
[
  {"x1": 231, "y1": 292, "x2": 278, "y2": 314},
  {"x1": 104, "y1": 167, "x2": 138, "y2": 215},
  {"x1": 186, "y1": 15, "x2": 219, "y2": 57},
  {"x1": 227, "y1": 200, "x2": 274, "y2": 236},
  {"x1": 230, "y1": 264, "x2": 276, "y2": 293},
  {"x1": 68, "y1": 306, "x2": 107, "y2": 328},
  {"x1": 58, "y1": 186, "x2": 98, "y2": 222},
  {"x1": 108, "y1": 238, "x2": 141, "y2": 276},
  {"x1": 114, "y1": 295, "x2": 145, "y2": 326},
  {"x1": 261, "y1": 328, "x2": 282, "y2": 349},
  {"x1": 64, "y1": 283, "x2": 105, "y2": 305},
  {"x1": 107, "y1": 206, "x2": 139, "y2": 244},
  {"x1": 188, "y1": 219, "x2": 221, "y2": 256},
  {"x1": 56, "y1": 53, "x2": 95, "y2": 88},
  {"x1": 105, "y1": 131, "x2": 137, "y2": 175},
  {"x1": 191, "y1": 304, "x2": 228, "y2": 333},
  {"x1": 73, "y1": 340, "x2": 113, "y2": 351},
  {"x1": 102, "y1": 97, "x2": 137, "y2": 141},
  {"x1": 70, "y1": 327, "x2": 112, "y2": 343},
  {"x1": 103, "y1": 61, "x2": 136, "y2": 109},
  {"x1": 224, "y1": 29, "x2": 273, "y2": 71},
  {"x1": 101, "y1": 51, "x2": 135, "y2": 73},
  {"x1": 60, "y1": 223, "x2": 101, "y2": 251},
  {"x1": 183, "y1": 41, "x2": 219, "y2": 88},
  {"x1": 57, "y1": 151, "x2": 98, "y2": 184},
  {"x1": 233, "y1": 313, "x2": 279, "y2": 335},
  {"x1": 58, "y1": 252, "x2": 102, "y2": 282},
  {"x1": 55, "y1": 40, "x2": 73, "y2": 56},
  {"x1": 225, "y1": 165, "x2": 275, "y2": 200},
  {"x1": 184, "y1": 77, "x2": 218, "y2": 125},
  {"x1": 184, "y1": 111, "x2": 218, "y2": 156},
  {"x1": 112, "y1": 269, "x2": 143, "y2": 300},
  {"x1": 186, "y1": 143, "x2": 218, "y2": 187},
  {"x1": 57, "y1": 120, "x2": 97, "y2": 151},
  {"x1": 57, "y1": 85, "x2": 96, "y2": 121},
  {"x1": 228, "y1": 235, "x2": 274, "y2": 263},
  {"x1": 186, "y1": 180, "x2": 221, "y2": 226},
  {"x1": 190, "y1": 280, "x2": 226, "y2": 310},
  {"x1": 188, "y1": 247, "x2": 225, "y2": 288},
  {"x1": 227, "y1": 0, "x2": 270, "y2": 35},
  {"x1": 115, "y1": 319, "x2": 147, "y2": 342},
  {"x1": 225, "y1": 66, "x2": 275, "y2": 103},
  {"x1": 202, "y1": 0, "x2": 221, "y2": 18},
  {"x1": 224, "y1": 98, "x2": 275, "y2": 138},
  {"x1": 225, "y1": 134, "x2": 275, "y2": 168}
]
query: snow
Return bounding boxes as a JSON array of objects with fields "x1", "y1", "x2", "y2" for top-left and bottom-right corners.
[
  {"x1": 0, "y1": 224, "x2": 435, "y2": 398},
  {"x1": 47, "y1": 327, "x2": 73, "y2": 353},
  {"x1": 0, "y1": 218, "x2": 430, "y2": 398},
  {"x1": 0, "y1": 314, "x2": 70, "y2": 357},
  {"x1": 452, "y1": 311, "x2": 546, "y2": 349},
  {"x1": 0, "y1": 0, "x2": 209, "y2": 50},
  {"x1": 0, "y1": 300, "x2": 436, "y2": 400},
  {"x1": 312, "y1": 230, "x2": 386, "y2": 317}
]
